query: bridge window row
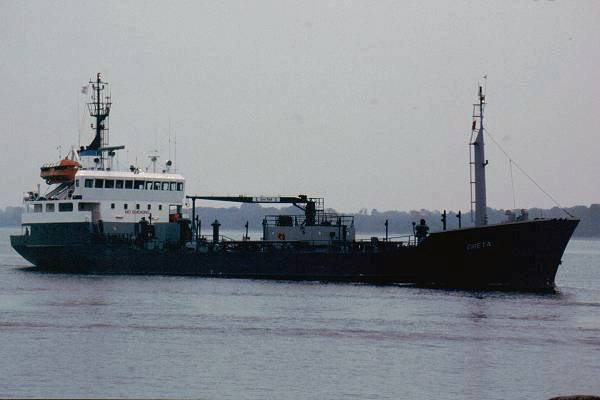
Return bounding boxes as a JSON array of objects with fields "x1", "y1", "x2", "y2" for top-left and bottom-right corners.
[
  {"x1": 32, "y1": 203, "x2": 73, "y2": 212},
  {"x1": 83, "y1": 179, "x2": 183, "y2": 191},
  {"x1": 111, "y1": 203, "x2": 163, "y2": 211},
  {"x1": 32, "y1": 202, "x2": 164, "y2": 214}
]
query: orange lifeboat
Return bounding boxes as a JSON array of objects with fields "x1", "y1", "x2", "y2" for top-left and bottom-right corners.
[{"x1": 40, "y1": 159, "x2": 80, "y2": 184}]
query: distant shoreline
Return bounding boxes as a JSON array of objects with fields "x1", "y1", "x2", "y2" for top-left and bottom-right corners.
[{"x1": 2, "y1": 203, "x2": 600, "y2": 237}]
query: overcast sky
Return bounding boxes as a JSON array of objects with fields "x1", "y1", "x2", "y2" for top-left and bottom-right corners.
[{"x1": 1, "y1": 1, "x2": 599, "y2": 212}]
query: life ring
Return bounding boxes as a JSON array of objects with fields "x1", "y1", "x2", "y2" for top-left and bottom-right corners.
[{"x1": 277, "y1": 232, "x2": 286, "y2": 240}]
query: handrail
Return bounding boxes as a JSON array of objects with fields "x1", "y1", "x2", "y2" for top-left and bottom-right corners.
[
  {"x1": 84, "y1": 231, "x2": 419, "y2": 250},
  {"x1": 263, "y1": 213, "x2": 355, "y2": 227},
  {"x1": 355, "y1": 234, "x2": 417, "y2": 246}
]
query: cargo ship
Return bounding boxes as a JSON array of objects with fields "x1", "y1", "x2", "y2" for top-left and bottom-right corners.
[{"x1": 10, "y1": 74, "x2": 578, "y2": 291}]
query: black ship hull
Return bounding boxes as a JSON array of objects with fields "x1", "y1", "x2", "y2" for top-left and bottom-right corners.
[{"x1": 10, "y1": 218, "x2": 578, "y2": 291}]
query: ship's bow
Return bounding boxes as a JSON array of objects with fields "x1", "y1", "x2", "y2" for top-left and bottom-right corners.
[{"x1": 418, "y1": 218, "x2": 579, "y2": 291}]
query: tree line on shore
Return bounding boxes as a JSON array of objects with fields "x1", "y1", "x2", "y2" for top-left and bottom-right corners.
[
  {"x1": 185, "y1": 203, "x2": 600, "y2": 237},
  {"x1": 1, "y1": 203, "x2": 599, "y2": 237}
]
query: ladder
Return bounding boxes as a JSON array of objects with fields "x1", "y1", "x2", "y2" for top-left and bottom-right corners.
[{"x1": 469, "y1": 102, "x2": 482, "y2": 222}]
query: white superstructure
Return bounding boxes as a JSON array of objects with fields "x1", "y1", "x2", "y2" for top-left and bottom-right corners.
[
  {"x1": 22, "y1": 73, "x2": 187, "y2": 237},
  {"x1": 23, "y1": 170, "x2": 185, "y2": 230}
]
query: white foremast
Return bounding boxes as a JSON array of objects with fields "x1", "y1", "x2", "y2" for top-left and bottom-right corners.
[{"x1": 470, "y1": 85, "x2": 488, "y2": 227}]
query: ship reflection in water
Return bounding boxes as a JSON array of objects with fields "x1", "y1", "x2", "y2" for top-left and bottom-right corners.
[{"x1": 1, "y1": 228, "x2": 599, "y2": 399}]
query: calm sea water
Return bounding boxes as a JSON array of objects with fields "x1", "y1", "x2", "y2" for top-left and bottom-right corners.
[{"x1": 0, "y1": 226, "x2": 599, "y2": 399}]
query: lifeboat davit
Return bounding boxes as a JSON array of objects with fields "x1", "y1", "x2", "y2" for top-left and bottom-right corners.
[{"x1": 40, "y1": 159, "x2": 80, "y2": 184}]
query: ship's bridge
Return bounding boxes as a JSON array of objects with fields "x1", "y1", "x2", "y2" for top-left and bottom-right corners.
[{"x1": 73, "y1": 170, "x2": 185, "y2": 202}]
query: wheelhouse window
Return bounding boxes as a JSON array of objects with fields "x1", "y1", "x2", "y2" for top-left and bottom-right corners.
[
  {"x1": 94, "y1": 179, "x2": 104, "y2": 188},
  {"x1": 158, "y1": 204, "x2": 162, "y2": 210},
  {"x1": 46, "y1": 203, "x2": 55, "y2": 212},
  {"x1": 125, "y1": 180, "x2": 133, "y2": 189},
  {"x1": 105, "y1": 180, "x2": 115, "y2": 189},
  {"x1": 147, "y1": 204, "x2": 152, "y2": 210},
  {"x1": 170, "y1": 182, "x2": 177, "y2": 191},
  {"x1": 84, "y1": 179, "x2": 93, "y2": 188},
  {"x1": 136, "y1": 204, "x2": 140, "y2": 210},
  {"x1": 59, "y1": 203, "x2": 73, "y2": 212},
  {"x1": 78, "y1": 203, "x2": 94, "y2": 212},
  {"x1": 162, "y1": 182, "x2": 169, "y2": 191},
  {"x1": 115, "y1": 180, "x2": 124, "y2": 189},
  {"x1": 33, "y1": 204, "x2": 42, "y2": 213},
  {"x1": 177, "y1": 182, "x2": 183, "y2": 191},
  {"x1": 145, "y1": 181, "x2": 153, "y2": 190},
  {"x1": 153, "y1": 182, "x2": 161, "y2": 190},
  {"x1": 124, "y1": 203, "x2": 128, "y2": 210},
  {"x1": 134, "y1": 180, "x2": 144, "y2": 190}
]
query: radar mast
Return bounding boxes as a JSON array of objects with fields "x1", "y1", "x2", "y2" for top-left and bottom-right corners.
[
  {"x1": 470, "y1": 84, "x2": 488, "y2": 226},
  {"x1": 79, "y1": 73, "x2": 123, "y2": 170}
]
